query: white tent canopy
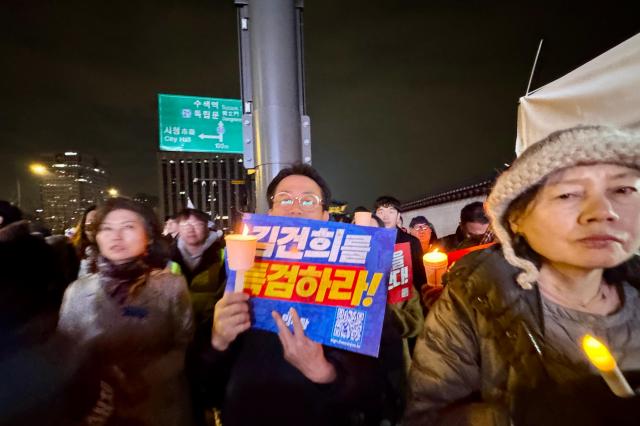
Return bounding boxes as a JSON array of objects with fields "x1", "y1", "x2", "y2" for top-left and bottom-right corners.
[{"x1": 516, "y1": 33, "x2": 640, "y2": 155}]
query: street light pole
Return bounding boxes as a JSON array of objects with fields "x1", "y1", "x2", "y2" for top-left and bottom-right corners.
[
  {"x1": 16, "y1": 178, "x2": 21, "y2": 208},
  {"x1": 235, "y1": 0, "x2": 311, "y2": 213}
]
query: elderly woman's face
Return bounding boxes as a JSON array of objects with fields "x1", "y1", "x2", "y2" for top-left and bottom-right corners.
[{"x1": 512, "y1": 164, "x2": 640, "y2": 271}]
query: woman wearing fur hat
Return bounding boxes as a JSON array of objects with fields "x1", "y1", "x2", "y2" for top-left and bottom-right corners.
[
  {"x1": 58, "y1": 197, "x2": 194, "y2": 425},
  {"x1": 405, "y1": 126, "x2": 640, "y2": 425}
]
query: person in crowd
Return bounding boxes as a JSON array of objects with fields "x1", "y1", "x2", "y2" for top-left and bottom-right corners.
[
  {"x1": 0, "y1": 200, "x2": 23, "y2": 229},
  {"x1": 408, "y1": 215, "x2": 438, "y2": 253},
  {"x1": 170, "y1": 208, "x2": 226, "y2": 326},
  {"x1": 58, "y1": 197, "x2": 194, "y2": 425},
  {"x1": 72, "y1": 205, "x2": 98, "y2": 277},
  {"x1": 436, "y1": 201, "x2": 490, "y2": 252},
  {"x1": 406, "y1": 126, "x2": 640, "y2": 425},
  {"x1": 163, "y1": 215, "x2": 180, "y2": 241},
  {"x1": 0, "y1": 204, "x2": 101, "y2": 425},
  {"x1": 29, "y1": 221, "x2": 80, "y2": 288},
  {"x1": 375, "y1": 196, "x2": 427, "y2": 295},
  {"x1": 351, "y1": 206, "x2": 384, "y2": 227},
  {"x1": 190, "y1": 164, "x2": 383, "y2": 426},
  {"x1": 367, "y1": 211, "x2": 424, "y2": 424}
]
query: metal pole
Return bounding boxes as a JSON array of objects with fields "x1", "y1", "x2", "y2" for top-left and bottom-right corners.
[
  {"x1": 525, "y1": 39, "x2": 544, "y2": 96},
  {"x1": 244, "y1": 0, "x2": 305, "y2": 213},
  {"x1": 16, "y1": 178, "x2": 21, "y2": 208}
]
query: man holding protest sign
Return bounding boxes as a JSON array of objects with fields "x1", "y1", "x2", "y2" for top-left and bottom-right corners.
[
  {"x1": 190, "y1": 164, "x2": 391, "y2": 426},
  {"x1": 374, "y1": 196, "x2": 427, "y2": 296},
  {"x1": 371, "y1": 196, "x2": 425, "y2": 421}
]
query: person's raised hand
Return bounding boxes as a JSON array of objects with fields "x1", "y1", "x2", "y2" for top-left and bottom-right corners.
[
  {"x1": 271, "y1": 308, "x2": 337, "y2": 384},
  {"x1": 211, "y1": 291, "x2": 251, "y2": 351}
]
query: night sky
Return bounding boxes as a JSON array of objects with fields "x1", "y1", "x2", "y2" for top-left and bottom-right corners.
[{"x1": 2, "y1": 0, "x2": 638, "y2": 213}]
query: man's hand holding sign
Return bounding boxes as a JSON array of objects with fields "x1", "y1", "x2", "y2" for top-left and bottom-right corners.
[{"x1": 272, "y1": 307, "x2": 337, "y2": 384}]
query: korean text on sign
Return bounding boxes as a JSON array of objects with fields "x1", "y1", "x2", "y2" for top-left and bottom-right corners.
[{"x1": 225, "y1": 214, "x2": 396, "y2": 357}]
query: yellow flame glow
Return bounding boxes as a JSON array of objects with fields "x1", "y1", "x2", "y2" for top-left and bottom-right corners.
[
  {"x1": 423, "y1": 249, "x2": 448, "y2": 263},
  {"x1": 242, "y1": 224, "x2": 249, "y2": 236},
  {"x1": 582, "y1": 335, "x2": 616, "y2": 372}
]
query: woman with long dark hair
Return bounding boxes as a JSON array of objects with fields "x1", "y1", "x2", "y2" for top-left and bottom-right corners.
[
  {"x1": 58, "y1": 197, "x2": 194, "y2": 425},
  {"x1": 71, "y1": 205, "x2": 97, "y2": 277}
]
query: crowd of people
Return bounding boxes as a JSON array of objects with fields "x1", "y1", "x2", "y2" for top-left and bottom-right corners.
[{"x1": 1, "y1": 125, "x2": 640, "y2": 425}]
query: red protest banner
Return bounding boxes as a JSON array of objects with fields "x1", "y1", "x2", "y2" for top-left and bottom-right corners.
[{"x1": 387, "y1": 242, "x2": 413, "y2": 304}]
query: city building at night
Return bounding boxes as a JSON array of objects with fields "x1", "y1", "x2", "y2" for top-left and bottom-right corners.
[
  {"x1": 39, "y1": 152, "x2": 108, "y2": 234},
  {"x1": 157, "y1": 151, "x2": 252, "y2": 231},
  {"x1": 133, "y1": 192, "x2": 160, "y2": 210}
]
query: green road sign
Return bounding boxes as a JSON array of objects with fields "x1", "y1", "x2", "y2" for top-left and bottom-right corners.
[{"x1": 158, "y1": 94, "x2": 243, "y2": 154}]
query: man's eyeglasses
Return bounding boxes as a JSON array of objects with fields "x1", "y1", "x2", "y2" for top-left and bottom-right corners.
[
  {"x1": 179, "y1": 221, "x2": 206, "y2": 230},
  {"x1": 412, "y1": 224, "x2": 431, "y2": 231},
  {"x1": 271, "y1": 192, "x2": 322, "y2": 211}
]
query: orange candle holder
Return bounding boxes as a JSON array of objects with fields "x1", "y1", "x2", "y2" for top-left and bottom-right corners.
[
  {"x1": 226, "y1": 225, "x2": 258, "y2": 292},
  {"x1": 423, "y1": 249, "x2": 448, "y2": 287}
]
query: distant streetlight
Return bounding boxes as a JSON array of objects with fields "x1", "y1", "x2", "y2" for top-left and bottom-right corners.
[
  {"x1": 15, "y1": 163, "x2": 50, "y2": 207},
  {"x1": 29, "y1": 163, "x2": 49, "y2": 176},
  {"x1": 107, "y1": 188, "x2": 119, "y2": 197}
]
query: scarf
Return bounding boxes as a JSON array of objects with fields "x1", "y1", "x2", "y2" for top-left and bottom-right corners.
[{"x1": 97, "y1": 256, "x2": 149, "y2": 305}]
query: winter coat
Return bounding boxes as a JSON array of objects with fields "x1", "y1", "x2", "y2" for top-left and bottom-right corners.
[
  {"x1": 387, "y1": 288, "x2": 423, "y2": 372},
  {"x1": 170, "y1": 233, "x2": 226, "y2": 327},
  {"x1": 189, "y1": 327, "x2": 381, "y2": 426},
  {"x1": 0, "y1": 221, "x2": 100, "y2": 426},
  {"x1": 436, "y1": 226, "x2": 484, "y2": 253},
  {"x1": 58, "y1": 268, "x2": 195, "y2": 426},
  {"x1": 372, "y1": 290, "x2": 423, "y2": 425},
  {"x1": 405, "y1": 246, "x2": 640, "y2": 426}
]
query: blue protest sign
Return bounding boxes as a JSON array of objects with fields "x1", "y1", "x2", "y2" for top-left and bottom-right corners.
[{"x1": 225, "y1": 214, "x2": 396, "y2": 357}]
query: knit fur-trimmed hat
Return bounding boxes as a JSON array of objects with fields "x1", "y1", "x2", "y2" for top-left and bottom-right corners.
[{"x1": 486, "y1": 125, "x2": 640, "y2": 290}]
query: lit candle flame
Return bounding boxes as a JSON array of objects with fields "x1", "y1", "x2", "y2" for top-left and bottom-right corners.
[
  {"x1": 582, "y1": 335, "x2": 616, "y2": 372},
  {"x1": 423, "y1": 249, "x2": 448, "y2": 263},
  {"x1": 242, "y1": 224, "x2": 249, "y2": 236},
  {"x1": 581, "y1": 334, "x2": 635, "y2": 398}
]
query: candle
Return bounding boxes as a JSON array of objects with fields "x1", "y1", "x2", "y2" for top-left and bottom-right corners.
[
  {"x1": 226, "y1": 225, "x2": 258, "y2": 292},
  {"x1": 581, "y1": 334, "x2": 635, "y2": 398},
  {"x1": 423, "y1": 249, "x2": 448, "y2": 287},
  {"x1": 354, "y1": 211, "x2": 372, "y2": 226}
]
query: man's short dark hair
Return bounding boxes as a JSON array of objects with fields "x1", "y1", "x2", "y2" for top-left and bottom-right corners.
[
  {"x1": 0, "y1": 201, "x2": 23, "y2": 228},
  {"x1": 266, "y1": 164, "x2": 331, "y2": 211},
  {"x1": 353, "y1": 206, "x2": 370, "y2": 214},
  {"x1": 460, "y1": 201, "x2": 489, "y2": 224},
  {"x1": 374, "y1": 196, "x2": 402, "y2": 212},
  {"x1": 177, "y1": 208, "x2": 210, "y2": 224},
  {"x1": 409, "y1": 215, "x2": 429, "y2": 228}
]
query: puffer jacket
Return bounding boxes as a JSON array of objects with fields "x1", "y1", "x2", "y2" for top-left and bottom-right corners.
[
  {"x1": 58, "y1": 268, "x2": 195, "y2": 426},
  {"x1": 170, "y1": 235, "x2": 226, "y2": 327},
  {"x1": 405, "y1": 246, "x2": 640, "y2": 426}
]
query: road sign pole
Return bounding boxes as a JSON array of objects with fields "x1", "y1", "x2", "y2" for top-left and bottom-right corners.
[{"x1": 236, "y1": 0, "x2": 309, "y2": 213}]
